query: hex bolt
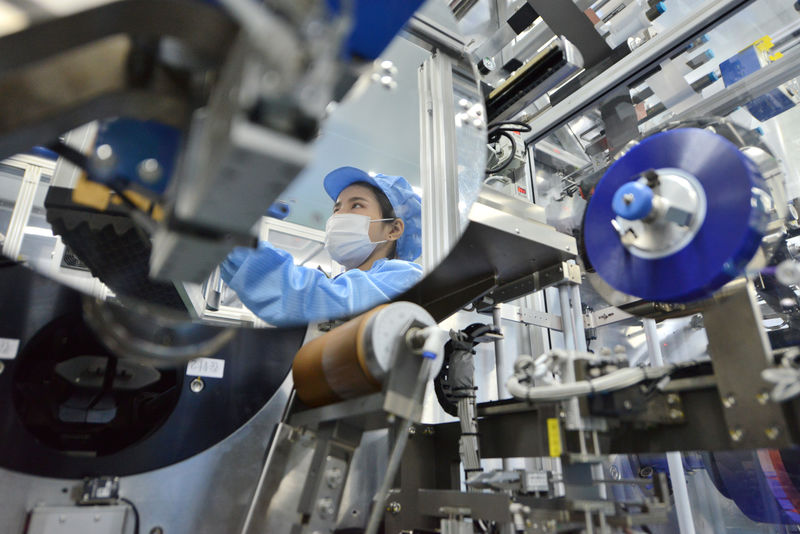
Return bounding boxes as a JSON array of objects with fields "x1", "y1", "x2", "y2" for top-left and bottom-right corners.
[
  {"x1": 666, "y1": 394, "x2": 680, "y2": 405},
  {"x1": 623, "y1": 400, "x2": 633, "y2": 411},
  {"x1": 137, "y1": 158, "x2": 162, "y2": 183},
  {"x1": 92, "y1": 144, "x2": 116, "y2": 175},
  {"x1": 756, "y1": 392, "x2": 770, "y2": 405},
  {"x1": 386, "y1": 502, "x2": 402, "y2": 515},
  {"x1": 668, "y1": 409, "x2": 684, "y2": 420},
  {"x1": 408, "y1": 425, "x2": 416, "y2": 435},
  {"x1": 150, "y1": 527, "x2": 164, "y2": 534},
  {"x1": 730, "y1": 428, "x2": 744, "y2": 442},
  {"x1": 325, "y1": 466, "x2": 344, "y2": 489},
  {"x1": 766, "y1": 426, "x2": 781, "y2": 440},
  {"x1": 316, "y1": 497, "x2": 335, "y2": 520},
  {"x1": 638, "y1": 466, "x2": 653, "y2": 478},
  {"x1": 190, "y1": 377, "x2": 205, "y2": 393}
]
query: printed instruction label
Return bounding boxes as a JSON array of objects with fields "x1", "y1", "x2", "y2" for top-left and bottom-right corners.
[
  {"x1": 0, "y1": 337, "x2": 19, "y2": 360},
  {"x1": 186, "y1": 357, "x2": 225, "y2": 379},
  {"x1": 547, "y1": 417, "x2": 562, "y2": 457}
]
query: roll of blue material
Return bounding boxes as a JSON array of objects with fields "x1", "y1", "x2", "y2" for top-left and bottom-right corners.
[{"x1": 584, "y1": 128, "x2": 770, "y2": 302}]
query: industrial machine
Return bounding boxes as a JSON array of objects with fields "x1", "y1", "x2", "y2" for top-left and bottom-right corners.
[{"x1": 7, "y1": 0, "x2": 800, "y2": 533}]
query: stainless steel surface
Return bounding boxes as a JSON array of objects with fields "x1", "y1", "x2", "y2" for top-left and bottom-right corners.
[
  {"x1": 26, "y1": 505, "x2": 130, "y2": 534},
  {"x1": 523, "y1": 0, "x2": 755, "y2": 145},
  {"x1": 703, "y1": 279, "x2": 793, "y2": 448},
  {"x1": 399, "y1": 189, "x2": 576, "y2": 320},
  {"x1": 0, "y1": 375, "x2": 293, "y2": 534},
  {"x1": 405, "y1": 13, "x2": 468, "y2": 58}
]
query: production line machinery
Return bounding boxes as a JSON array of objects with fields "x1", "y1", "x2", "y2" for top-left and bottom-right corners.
[{"x1": 7, "y1": 0, "x2": 800, "y2": 533}]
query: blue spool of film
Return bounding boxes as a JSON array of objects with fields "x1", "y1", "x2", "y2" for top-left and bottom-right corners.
[{"x1": 584, "y1": 128, "x2": 770, "y2": 302}]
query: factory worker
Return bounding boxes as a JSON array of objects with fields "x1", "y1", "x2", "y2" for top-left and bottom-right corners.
[{"x1": 220, "y1": 166, "x2": 423, "y2": 325}]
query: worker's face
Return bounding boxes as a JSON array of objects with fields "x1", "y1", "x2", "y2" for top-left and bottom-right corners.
[{"x1": 333, "y1": 184, "x2": 401, "y2": 244}]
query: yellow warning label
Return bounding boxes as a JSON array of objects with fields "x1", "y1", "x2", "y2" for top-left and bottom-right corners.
[
  {"x1": 547, "y1": 418, "x2": 562, "y2": 457},
  {"x1": 769, "y1": 52, "x2": 784, "y2": 61},
  {"x1": 752, "y1": 36, "x2": 774, "y2": 52}
]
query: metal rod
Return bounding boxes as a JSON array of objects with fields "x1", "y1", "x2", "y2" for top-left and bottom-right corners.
[
  {"x1": 523, "y1": 0, "x2": 755, "y2": 145},
  {"x1": 492, "y1": 305, "x2": 507, "y2": 399},
  {"x1": 643, "y1": 318, "x2": 696, "y2": 534},
  {"x1": 558, "y1": 285, "x2": 582, "y2": 431},
  {"x1": 492, "y1": 304, "x2": 512, "y2": 471},
  {"x1": 570, "y1": 283, "x2": 588, "y2": 353}
]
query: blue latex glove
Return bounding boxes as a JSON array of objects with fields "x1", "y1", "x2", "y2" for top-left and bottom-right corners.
[{"x1": 221, "y1": 241, "x2": 423, "y2": 326}]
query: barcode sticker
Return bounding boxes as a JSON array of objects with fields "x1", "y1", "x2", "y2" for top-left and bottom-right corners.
[
  {"x1": 0, "y1": 338, "x2": 19, "y2": 360},
  {"x1": 186, "y1": 357, "x2": 225, "y2": 379}
]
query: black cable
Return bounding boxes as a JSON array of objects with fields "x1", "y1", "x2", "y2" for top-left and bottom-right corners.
[
  {"x1": 47, "y1": 139, "x2": 156, "y2": 234},
  {"x1": 119, "y1": 497, "x2": 140, "y2": 534},
  {"x1": 486, "y1": 130, "x2": 518, "y2": 175},
  {"x1": 486, "y1": 121, "x2": 532, "y2": 176}
]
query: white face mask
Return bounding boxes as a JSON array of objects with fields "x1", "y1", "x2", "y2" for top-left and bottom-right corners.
[{"x1": 324, "y1": 213, "x2": 392, "y2": 269}]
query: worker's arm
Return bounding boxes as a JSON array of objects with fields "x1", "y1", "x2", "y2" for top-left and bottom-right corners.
[{"x1": 221, "y1": 241, "x2": 422, "y2": 325}]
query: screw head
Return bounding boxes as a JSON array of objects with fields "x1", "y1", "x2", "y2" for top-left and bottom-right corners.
[
  {"x1": 722, "y1": 394, "x2": 736, "y2": 408},
  {"x1": 730, "y1": 428, "x2": 743, "y2": 442},
  {"x1": 766, "y1": 426, "x2": 781, "y2": 440},
  {"x1": 622, "y1": 193, "x2": 635, "y2": 205},
  {"x1": 386, "y1": 501, "x2": 402, "y2": 515},
  {"x1": 326, "y1": 466, "x2": 344, "y2": 489},
  {"x1": 756, "y1": 392, "x2": 770, "y2": 405},
  {"x1": 190, "y1": 377, "x2": 205, "y2": 393},
  {"x1": 316, "y1": 497, "x2": 335, "y2": 520},
  {"x1": 408, "y1": 425, "x2": 416, "y2": 435},
  {"x1": 666, "y1": 393, "x2": 680, "y2": 405},
  {"x1": 668, "y1": 409, "x2": 684, "y2": 420},
  {"x1": 623, "y1": 400, "x2": 633, "y2": 410},
  {"x1": 137, "y1": 158, "x2": 162, "y2": 183}
]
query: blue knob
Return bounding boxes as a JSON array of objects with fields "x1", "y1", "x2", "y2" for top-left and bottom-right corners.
[{"x1": 612, "y1": 181, "x2": 654, "y2": 220}]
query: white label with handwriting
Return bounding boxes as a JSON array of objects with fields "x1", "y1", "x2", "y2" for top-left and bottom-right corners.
[{"x1": 186, "y1": 357, "x2": 225, "y2": 379}]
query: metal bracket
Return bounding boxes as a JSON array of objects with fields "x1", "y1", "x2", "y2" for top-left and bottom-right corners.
[{"x1": 703, "y1": 280, "x2": 793, "y2": 448}]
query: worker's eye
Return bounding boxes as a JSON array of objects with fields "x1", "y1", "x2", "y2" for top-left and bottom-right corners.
[{"x1": 352, "y1": 202, "x2": 365, "y2": 209}]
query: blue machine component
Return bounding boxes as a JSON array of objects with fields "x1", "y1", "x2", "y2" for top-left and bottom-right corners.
[
  {"x1": 266, "y1": 201, "x2": 291, "y2": 220},
  {"x1": 720, "y1": 45, "x2": 796, "y2": 121},
  {"x1": 708, "y1": 450, "x2": 800, "y2": 524},
  {"x1": 325, "y1": 0, "x2": 426, "y2": 60},
  {"x1": 91, "y1": 118, "x2": 182, "y2": 196},
  {"x1": 29, "y1": 146, "x2": 59, "y2": 161},
  {"x1": 611, "y1": 181, "x2": 654, "y2": 221},
  {"x1": 584, "y1": 128, "x2": 770, "y2": 302}
]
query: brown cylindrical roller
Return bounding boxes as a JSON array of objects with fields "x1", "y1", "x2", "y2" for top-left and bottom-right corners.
[{"x1": 292, "y1": 305, "x2": 386, "y2": 407}]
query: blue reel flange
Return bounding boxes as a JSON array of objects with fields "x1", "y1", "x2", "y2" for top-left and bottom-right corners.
[{"x1": 584, "y1": 127, "x2": 771, "y2": 303}]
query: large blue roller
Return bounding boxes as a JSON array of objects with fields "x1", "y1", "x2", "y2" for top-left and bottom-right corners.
[{"x1": 584, "y1": 127, "x2": 771, "y2": 303}]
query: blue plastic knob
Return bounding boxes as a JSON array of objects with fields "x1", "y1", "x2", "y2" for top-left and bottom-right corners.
[{"x1": 612, "y1": 181, "x2": 654, "y2": 220}]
